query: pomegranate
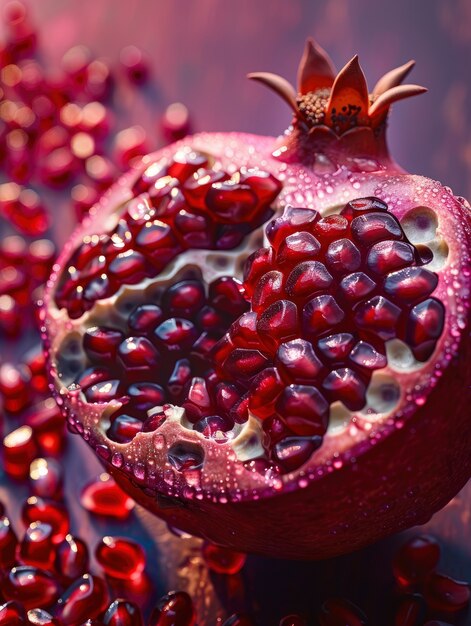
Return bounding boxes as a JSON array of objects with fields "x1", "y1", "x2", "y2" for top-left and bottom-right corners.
[{"x1": 43, "y1": 39, "x2": 471, "y2": 559}]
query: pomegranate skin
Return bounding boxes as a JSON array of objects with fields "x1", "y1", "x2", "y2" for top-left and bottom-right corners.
[{"x1": 43, "y1": 44, "x2": 471, "y2": 559}]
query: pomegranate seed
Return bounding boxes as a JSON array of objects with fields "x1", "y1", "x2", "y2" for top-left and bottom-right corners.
[
  {"x1": 117, "y1": 336, "x2": 160, "y2": 373},
  {"x1": 286, "y1": 261, "x2": 333, "y2": 300},
  {"x1": 273, "y1": 435, "x2": 322, "y2": 471},
  {"x1": 266, "y1": 206, "x2": 319, "y2": 249},
  {"x1": 0, "y1": 516, "x2": 18, "y2": 568},
  {"x1": 303, "y1": 294, "x2": 345, "y2": 337},
  {"x1": 80, "y1": 473, "x2": 135, "y2": 519},
  {"x1": 252, "y1": 270, "x2": 284, "y2": 311},
  {"x1": 119, "y1": 46, "x2": 149, "y2": 84},
  {"x1": 318, "y1": 598, "x2": 368, "y2": 626},
  {"x1": 26, "y1": 608, "x2": 60, "y2": 626},
  {"x1": 167, "y1": 359, "x2": 192, "y2": 398},
  {"x1": 325, "y1": 238, "x2": 361, "y2": 274},
  {"x1": 0, "y1": 294, "x2": 22, "y2": 337},
  {"x1": 256, "y1": 299, "x2": 298, "y2": 348},
  {"x1": 95, "y1": 536, "x2": 146, "y2": 580},
  {"x1": 23, "y1": 399, "x2": 65, "y2": 457},
  {"x1": 3, "y1": 425, "x2": 37, "y2": 479},
  {"x1": 275, "y1": 384, "x2": 329, "y2": 436},
  {"x1": 249, "y1": 367, "x2": 284, "y2": 419},
  {"x1": 167, "y1": 442, "x2": 204, "y2": 472},
  {"x1": 206, "y1": 180, "x2": 258, "y2": 223},
  {"x1": 71, "y1": 184, "x2": 100, "y2": 221},
  {"x1": 17, "y1": 521, "x2": 55, "y2": 569},
  {"x1": 0, "y1": 362, "x2": 31, "y2": 413},
  {"x1": 53, "y1": 574, "x2": 110, "y2": 625},
  {"x1": 353, "y1": 295, "x2": 401, "y2": 341},
  {"x1": 0, "y1": 600, "x2": 26, "y2": 624},
  {"x1": 28, "y1": 239, "x2": 56, "y2": 283},
  {"x1": 182, "y1": 377, "x2": 213, "y2": 421},
  {"x1": 276, "y1": 339, "x2": 324, "y2": 382},
  {"x1": 351, "y1": 211, "x2": 402, "y2": 244},
  {"x1": 21, "y1": 497, "x2": 69, "y2": 544},
  {"x1": 29, "y1": 458, "x2": 63, "y2": 500},
  {"x1": 384, "y1": 267, "x2": 438, "y2": 304},
  {"x1": 323, "y1": 368, "x2": 366, "y2": 411},
  {"x1": 55, "y1": 535, "x2": 89, "y2": 582},
  {"x1": 148, "y1": 591, "x2": 195, "y2": 626},
  {"x1": 392, "y1": 535, "x2": 441, "y2": 587},
  {"x1": 84, "y1": 379, "x2": 122, "y2": 403},
  {"x1": 425, "y1": 572, "x2": 470, "y2": 612},
  {"x1": 127, "y1": 382, "x2": 165, "y2": 412},
  {"x1": 394, "y1": 594, "x2": 425, "y2": 626},
  {"x1": 128, "y1": 303, "x2": 164, "y2": 334},
  {"x1": 339, "y1": 272, "x2": 376, "y2": 302},
  {"x1": 114, "y1": 126, "x2": 149, "y2": 168},
  {"x1": 367, "y1": 240, "x2": 415, "y2": 275},
  {"x1": 85, "y1": 155, "x2": 116, "y2": 189},
  {"x1": 223, "y1": 348, "x2": 268, "y2": 381},
  {"x1": 24, "y1": 347, "x2": 49, "y2": 395},
  {"x1": 154, "y1": 318, "x2": 197, "y2": 352},
  {"x1": 160, "y1": 103, "x2": 191, "y2": 143},
  {"x1": 201, "y1": 542, "x2": 246, "y2": 575},
  {"x1": 349, "y1": 341, "x2": 387, "y2": 370},
  {"x1": 2, "y1": 566, "x2": 61, "y2": 610},
  {"x1": 107, "y1": 413, "x2": 143, "y2": 444},
  {"x1": 80, "y1": 101, "x2": 111, "y2": 138},
  {"x1": 163, "y1": 280, "x2": 205, "y2": 316},
  {"x1": 243, "y1": 247, "x2": 274, "y2": 292},
  {"x1": 193, "y1": 415, "x2": 233, "y2": 441},
  {"x1": 341, "y1": 197, "x2": 388, "y2": 218},
  {"x1": 168, "y1": 149, "x2": 208, "y2": 182},
  {"x1": 407, "y1": 298, "x2": 445, "y2": 361},
  {"x1": 83, "y1": 326, "x2": 124, "y2": 362},
  {"x1": 315, "y1": 215, "x2": 349, "y2": 241},
  {"x1": 103, "y1": 599, "x2": 143, "y2": 626},
  {"x1": 279, "y1": 616, "x2": 306, "y2": 626}
]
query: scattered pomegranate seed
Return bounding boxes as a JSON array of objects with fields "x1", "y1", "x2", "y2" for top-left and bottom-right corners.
[
  {"x1": 114, "y1": 126, "x2": 149, "y2": 168},
  {"x1": 29, "y1": 458, "x2": 63, "y2": 499},
  {"x1": 54, "y1": 534, "x2": 89, "y2": 583},
  {"x1": 0, "y1": 294, "x2": 22, "y2": 337},
  {"x1": 1, "y1": 565, "x2": 61, "y2": 610},
  {"x1": 71, "y1": 183, "x2": 100, "y2": 221},
  {"x1": 95, "y1": 536, "x2": 146, "y2": 580},
  {"x1": 53, "y1": 574, "x2": 110, "y2": 625},
  {"x1": 148, "y1": 591, "x2": 196, "y2": 626},
  {"x1": 17, "y1": 522, "x2": 55, "y2": 569},
  {"x1": 103, "y1": 599, "x2": 143, "y2": 626},
  {"x1": 21, "y1": 496, "x2": 70, "y2": 544},
  {"x1": 161, "y1": 103, "x2": 191, "y2": 143},
  {"x1": 0, "y1": 363, "x2": 31, "y2": 413},
  {"x1": 201, "y1": 542, "x2": 246, "y2": 575},
  {"x1": 80, "y1": 473, "x2": 135, "y2": 519},
  {"x1": 424, "y1": 572, "x2": 470, "y2": 612},
  {"x1": 318, "y1": 598, "x2": 368, "y2": 626},
  {"x1": 23, "y1": 398, "x2": 66, "y2": 457},
  {"x1": 393, "y1": 535, "x2": 441, "y2": 587},
  {"x1": 119, "y1": 46, "x2": 149, "y2": 84},
  {"x1": 3, "y1": 425, "x2": 37, "y2": 479},
  {"x1": 0, "y1": 516, "x2": 18, "y2": 569},
  {"x1": 24, "y1": 347, "x2": 49, "y2": 395}
]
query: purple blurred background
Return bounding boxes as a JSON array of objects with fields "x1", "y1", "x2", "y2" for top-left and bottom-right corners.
[{"x1": 5, "y1": 0, "x2": 470, "y2": 197}]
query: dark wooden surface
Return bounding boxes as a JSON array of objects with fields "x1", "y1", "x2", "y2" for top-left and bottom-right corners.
[{"x1": 0, "y1": 1, "x2": 470, "y2": 624}]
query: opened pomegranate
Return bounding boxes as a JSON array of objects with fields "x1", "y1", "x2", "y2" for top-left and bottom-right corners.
[{"x1": 42, "y1": 39, "x2": 471, "y2": 559}]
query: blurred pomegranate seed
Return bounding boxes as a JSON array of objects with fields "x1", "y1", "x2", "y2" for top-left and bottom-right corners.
[
  {"x1": 26, "y1": 608, "x2": 61, "y2": 626},
  {"x1": 0, "y1": 516, "x2": 18, "y2": 568},
  {"x1": 0, "y1": 362, "x2": 31, "y2": 413},
  {"x1": 119, "y1": 46, "x2": 149, "y2": 84},
  {"x1": 70, "y1": 132, "x2": 95, "y2": 161},
  {"x1": 0, "y1": 184, "x2": 49, "y2": 235},
  {"x1": 80, "y1": 101, "x2": 111, "y2": 138},
  {"x1": 148, "y1": 591, "x2": 195, "y2": 626},
  {"x1": 55, "y1": 534, "x2": 89, "y2": 583},
  {"x1": 28, "y1": 239, "x2": 56, "y2": 283},
  {"x1": 95, "y1": 536, "x2": 146, "y2": 580},
  {"x1": 424, "y1": 572, "x2": 470, "y2": 612},
  {"x1": 113, "y1": 126, "x2": 149, "y2": 168},
  {"x1": 0, "y1": 294, "x2": 22, "y2": 337},
  {"x1": 71, "y1": 183, "x2": 100, "y2": 221},
  {"x1": 53, "y1": 574, "x2": 110, "y2": 625},
  {"x1": 394, "y1": 593, "x2": 425, "y2": 626},
  {"x1": 61, "y1": 45, "x2": 92, "y2": 89},
  {"x1": 29, "y1": 458, "x2": 63, "y2": 500},
  {"x1": 3, "y1": 1, "x2": 37, "y2": 58},
  {"x1": 3, "y1": 425, "x2": 37, "y2": 479},
  {"x1": 21, "y1": 496, "x2": 69, "y2": 544},
  {"x1": 39, "y1": 147, "x2": 77, "y2": 187},
  {"x1": 103, "y1": 599, "x2": 143, "y2": 626},
  {"x1": 2, "y1": 565, "x2": 61, "y2": 610},
  {"x1": 393, "y1": 535, "x2": 441, "y2": 587},
  {"x1": 85, "y1": 155, "x2": 116, "y2": 189},
  {"x1": 0, "y1": 234, "x2": 28, "y2": 266},
  {"x1": 24, "y1": 347, "x2": 49, "y2": 395},
  {"x1": 85, "y1": 58, "x2": 113, "y2": 101},
  {"x1": 0, "y1": 600, "x2": 26, "y2": 624},
  {"x1": 161, "y1": 103, "x2": 191, "y2": 143},
  {"x1": 23, "y1": 398, "x2": 66, "y2": 457},
  {"x1": 201, "y1": 542, "x2": 246, "y2": 575},
  {"x1": 80, "y1": 473, "x2": 135, "y2": 519},
  {"x1": 318, "y1": 598, "x2": 368, "y2": 626},
  {"x1": 17, "y1": 522, "x2": 55, "y2": 569}
]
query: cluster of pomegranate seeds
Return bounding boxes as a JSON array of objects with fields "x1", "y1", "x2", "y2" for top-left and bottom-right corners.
[
  {"x1": 54, "y1": 149, "x2": 281, "y2": 318},
  {"x1": 210, "y1": 197, "x2": 443, "y2": 470}
]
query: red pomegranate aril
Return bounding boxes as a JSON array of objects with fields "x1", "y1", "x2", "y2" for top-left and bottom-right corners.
[
  {"x1": 3, "y1": 426, "x2": 37, "y2": 480},
  {"x1": 128, "y1": 304, "x2": 163, "y2": 334},
  {"x1": 21, "y1": 497, "x2": 69, "y2": 544},
  {"x1": 392, "y1": 534, "x2": 441, "y2": 587},
  {"x1": 209, "y1": 277, "x2": 247, "y2": 316},
  {"x1": 276, "y1": 384, "x2": 329, "y2": 436},
  {"x1": 342, "y1": 197, "x2": 388, "y2": 219},
  {"x1": 182, "y1": 377, "x2": 213, "y2": 421},
  {"x1": 193, "y1": 415, "x2": 233, "y2": 441},
  {"x1": 84, "y1": 379, "x2": 122, "y2": 403},
  {"x1": 384, "y1": 267, "x2": 438, "y2": 304},
  {"x1": 318, "y1": 597, "x2": 368, "y2": 626},
  {"x1": 174, "y1": 209, "x2": 213, "y2": 248},
  {"x1": 85, "y1": 155, "x2": 116, "y2": 189},
  {"x1": 201, "y1": 542, "x2": 246, "y2": 575},
  {"x1": 154, "y1": 318, "x2": 197, "y2": 352},
  {"x1": 29, "y1": 458, "x2": 63, "y2": 500},
  {"x1": 206, "y1": 180, "x2": 258, "y2": 223},
  {"x1": 279, "y1": 616, "x2": 306, "y2": 626},
  {"x1": 119, "y1": 45, "x2": 149, "y2": 84},
  {"x1": 53, "y1": 574, "x2": 110, "y2": 626},
  {"x1": 95, "y1": 536, "x2": 146, "y2": 580},
  {"x1": 315, "y1": 215, "x2": 349, "y2": 242},
  {"x1": 394, "y1": 594, "x2": 425, "y2": 626},
  {"x1": 24, "y1": 347, "x2": 49, "y2": 395},
  {"x1": 0, "y1": 516, "x2": 18, "y2": 569},
  {"x1": 0, "y1": 363, "x2": 31, "y2": 413},
  {"x1": 249, "y1": 367, "x2": 284, "y2": 419},
  {"x1": 167, "y1": 149, "x2": 208, "y2": 182},
  {"x1": 0, "y1": 294, "x2": 22, "y2": 337},
  {"x1": 223, "y1": 348, "x2": 269, "y2": 380},
  {"x1": 26, "y1": 608, "x2": 60, "y2": 626},
  {"x1": 349, "y1": 341, "x2": 387, "y2": 370},
  {"x1": 71, "y1": 184, "x2": 100, "y2": 221},
  {"x1": 55, "y1": 535, "x2": 89, "y2": 582},
  {"x1": 274, "y1": 436, "x2": 322, "y2": 472},
  {"x1": 117, "y1": 336, "x2": 160, "y2": 372},
  {"x1": 351, "y1": 212, "x2": 403, "y2": 244},
  {"x1": 303, "y1": 294, "x2": 345, "y2": 337},
  {"x1": 161, "y1": 103, "x2": 192, "y2": 143},
  {"x1": 80, "y1": 473, "x2": 135, "y2": 519},
  {"x1": 230, "y1": 312, "x2": 259, "y2": 347},
  {"x1": 266, "y1": 206, "x2": 319, "y2": 250},
  {"x1": 2, "y1": 566, "x2": 61, "y2": 610},
  {"x1": 17, "y1": 522, "x2": 54, "y2": 569},
  {"x1": 23, "y1": 399, "x2": 65, "y2": 457},
  {"x1": 108, "y1": 250, "x2": 147, "y2": 283},
  {"x1": 285, "y1": 261, "x2": 333, "y2": 299},
  {"x1": 354, "y1": 296, "x2": 401, "y2": 341},
  {"x1": 127, "y1": 382, "x2": 166, "y2": 412},
  {"x1": 148, "y1": 591, "x2": 195, "y2": 626},
  {"x1": 251, "y1": 270, "x2": 284, "y2": 311},
  {"x1": 316, "y1": 333, "x2": 355, "y2": 362},
  {"x1": 256, "y1": 299, "x2": 298, "y2": 348},
  {"x1": 325, "y1": 238, "x2": 361, "y2": 274},
  {"x1": 167, "y1": 359, "x2": 192, "y2": 398},
  {"x1": 114, "y1": 126, "x2": 149, "y2": 168},
  {"x1": 277, "y1": 231, "x2": 321, "y2": 265},
  {"x1": 339, "y1": 272, "x2": 376, "y2": 302},
  {"x1": 424, "y1": 572, "x2": 470, "y2": 612},
  {"x1": 367, "y1": 240, "x2": 415, "y2": 275},
  {"x1": 76, "y1": 367, "x2": 113, "y2": 391},
  {"x1": 135, "y1": 220, "x2": 175, "y2": 250},
  {"x1": 103, "y1": 599, "x2": 143, "y2": 626},
  {"x1": 28, "y1": 239, "x2": 56, "y2": 283},
  {"x1": 84, "y1": 326, "x2": 124, "y2": 362},
  {"x1": 107, "y1": 414, "x2": 143, "y2": 444},
  {"x1": 163, "y1": 280, "x2": 205, "y2": 316},
  {"x1": 240, "y1": 168, "x2": 282, "y2": 204},
  {"x1": 323, "y1": 368, "x2": 366, "y2": 411},
  {"x1": 276, "y1": 338, "x2": 324, "y2": 382},
  {"x1": 406, "y1": 298, "x2": 445, "y2": 360},
  {"x1": 0, "y1": 600, "x2": 26, "y2": 625},
  {"x1": 197, "y1": 306, "x2": 226, "y2": 333}
]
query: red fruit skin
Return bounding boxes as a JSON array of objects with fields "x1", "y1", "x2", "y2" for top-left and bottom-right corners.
[{"x1": 43, "y1": 130, "x2": 471, "y2": 559}]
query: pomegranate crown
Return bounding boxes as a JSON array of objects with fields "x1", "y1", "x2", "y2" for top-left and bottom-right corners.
[{"x1": 248, "y1": 38, "x2": 427, "y2": 136}]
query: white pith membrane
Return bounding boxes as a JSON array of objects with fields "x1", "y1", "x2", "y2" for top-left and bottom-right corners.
[{"x1": 43, "y1": 136, "x2": 470, "y2": 502}]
